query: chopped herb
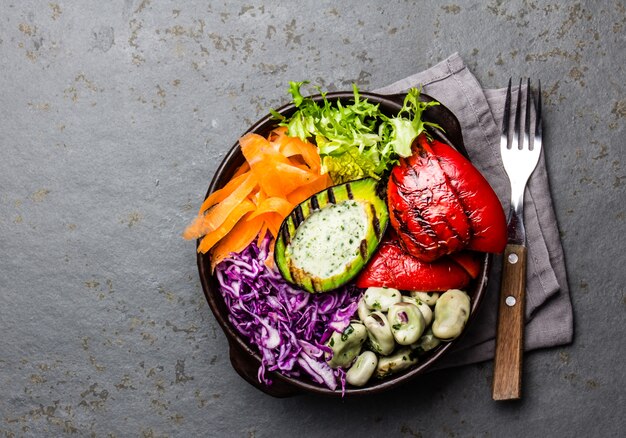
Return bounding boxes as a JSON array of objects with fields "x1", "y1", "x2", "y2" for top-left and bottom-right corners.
[{"x1": 341, "y1": 324, "x2": 355, "y2": 341}]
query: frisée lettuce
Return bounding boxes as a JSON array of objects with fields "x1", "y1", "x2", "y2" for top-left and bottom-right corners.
[{"x1": 271, "y1": 82, "x2": 442, "y2": 183}]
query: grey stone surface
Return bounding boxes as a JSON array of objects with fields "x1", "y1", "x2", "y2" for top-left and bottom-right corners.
[{"x1": 0, "y1": 1, "x2": 624, "y2": 437}]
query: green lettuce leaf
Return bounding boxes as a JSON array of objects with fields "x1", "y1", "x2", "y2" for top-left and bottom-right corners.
[
  {"x1": 273, "y1": 82, "x2": 443, "y2": 184},
  {"x1": 388, "y1": 88, "x2": 442, "y2": 157}
]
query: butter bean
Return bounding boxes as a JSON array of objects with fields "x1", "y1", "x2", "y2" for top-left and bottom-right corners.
[
  {"x1": 375, "y1": 348, "x2": 418, "y2": 378},
  {"x1": 412, "y1": 327, "x2": 441, "y2": 353},
  {"x1": 432, "y1": 289, "x2": 470, "y2": 341},
  {"x1": 387, "y1": 302, "x2": 426, "y2": 345},
  {"x1": 409, "y1": 291, "x2": 440, "y2": 306},
  {"x1": 357, "y1": 295, "x2": 373, "y2": 322},
  {"x1": 363, "y1": 311, "x2": 395, "y2": 356},
  {"x1": 402, "y1": 295, "x2": 433, "y2": 326},
  {"x1": 326, "y1": 323, "x2": 367, "y2": 368},
  {"x1": 346, "y1": 351, "x2": 378, "y2": 386},
  {"x1": 364, "y1": 287, "x2": 402, "y2": 312}
]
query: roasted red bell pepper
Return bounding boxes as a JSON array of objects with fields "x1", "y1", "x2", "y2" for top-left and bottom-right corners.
[
  {"x1": 449, "y1": 251, "x2": 483, "y2": 279},
  {"x1": 429, "y1": 140, "x2": 507, "y2": 254},
  {"x1": 387, "y1": 135, "x2": 506, "y2": 261},
  {"x1": 387, "y1": 135, "x2": 471, "y2": 262},
  {"x1": 355, "y1": 237, "x2": 473, "y2": 291}
]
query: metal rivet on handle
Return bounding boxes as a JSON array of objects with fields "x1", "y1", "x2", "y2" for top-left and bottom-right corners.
[
  {"x1": 508, "y1": 253, "x2": 519, "y2": 264},
  {"x1": 505, "y1": 296, "x2": 516, "y2": 307}
]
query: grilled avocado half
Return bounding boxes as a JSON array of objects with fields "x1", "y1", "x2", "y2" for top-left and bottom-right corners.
[{"x1": 274, "y1": 177, "x2": 389, "y2": 293}]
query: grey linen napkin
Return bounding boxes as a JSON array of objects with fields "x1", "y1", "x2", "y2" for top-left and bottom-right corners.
[{"x1": 374, "y1": 53, "x2": 574, "y2": 367}]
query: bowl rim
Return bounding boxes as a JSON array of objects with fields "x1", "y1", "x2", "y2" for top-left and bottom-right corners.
[{"x1": 196, "y1": 90, "x2": 491, "y2": 397}]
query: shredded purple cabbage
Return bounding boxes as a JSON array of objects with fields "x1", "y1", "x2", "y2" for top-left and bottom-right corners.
[{"x1": 215, "y1": 235, "x2": 360, "y2": 392}]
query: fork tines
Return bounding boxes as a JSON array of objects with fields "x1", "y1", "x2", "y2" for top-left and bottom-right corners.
[{"x1": 501, "y1": 78, "x2": 542, "y2": 153}]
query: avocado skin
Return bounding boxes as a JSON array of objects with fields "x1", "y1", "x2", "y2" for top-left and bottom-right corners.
[{"x1": 274, "y1": 177, "x2": 389, "y2": 293}]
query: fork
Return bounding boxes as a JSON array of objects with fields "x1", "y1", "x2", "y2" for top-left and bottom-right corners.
[{"x1": 492, "y1": 78, "x2": 542, "y2": 401}]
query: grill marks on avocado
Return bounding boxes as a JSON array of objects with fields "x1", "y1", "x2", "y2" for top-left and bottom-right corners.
[
  {"x1": 281, "y1": 223, "x2": 292, "y2": 246},
  {"x1": 370, "y1": 203, "x2": 381, "y2": 240},
  {"x1": 327, "y1": 187, "x2": 337, "y2": 204},
  {"x1": 359, "y1": 239, "x2": 368, "y2": 260},
  {"x1": 274, "y1": 178, "x2": 389, "y2": 294},
  {"x1": 310, "y1": 195, "x2": 320, "y2": 211},
  {"x1": 346, "y1": 183, "x2": 354, "y2": 200},
  {"x1": 293, "y1": 205, "x2": 305, "y2": 228}
]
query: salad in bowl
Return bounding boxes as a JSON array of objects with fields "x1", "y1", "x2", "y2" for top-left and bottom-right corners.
[{"x1": 184, "y1": 83, "x2": 506, "y2": 396}]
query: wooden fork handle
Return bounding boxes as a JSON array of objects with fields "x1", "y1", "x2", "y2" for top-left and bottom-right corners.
[{"x1": 492, "y1": 244, "x2": 527, "y2": 400}]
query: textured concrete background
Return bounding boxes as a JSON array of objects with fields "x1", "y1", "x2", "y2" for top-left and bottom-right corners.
[{"x1": 1, "y1": 0, "x2": 624, "y2": 436}]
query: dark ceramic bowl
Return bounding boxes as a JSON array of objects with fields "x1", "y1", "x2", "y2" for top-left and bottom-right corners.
[{"x1": 196, "y1": 91, "x2": 490, "y2": 397}]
